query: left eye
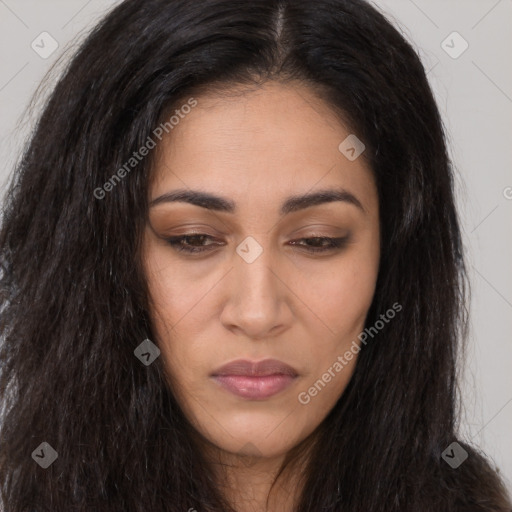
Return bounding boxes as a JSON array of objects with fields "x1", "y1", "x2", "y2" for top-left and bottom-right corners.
[
  {"x1": 289, "y1": 236, "x2": 348, "y2": 253},
  {"x1": 164, "y1": 234, "x2": 348, "y2": 254}
]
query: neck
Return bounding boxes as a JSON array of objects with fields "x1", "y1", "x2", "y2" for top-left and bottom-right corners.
[{"x1": 202, "y1": 442, "x2": 307, "y2": 512}]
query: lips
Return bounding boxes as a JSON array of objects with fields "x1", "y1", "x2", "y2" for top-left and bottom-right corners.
[
  {"x1": 211, "y1": 358, "x2": 298, "y2": 378},
  {"x1": 210, "y1": 358, "x2": 299, "y2": 400}
]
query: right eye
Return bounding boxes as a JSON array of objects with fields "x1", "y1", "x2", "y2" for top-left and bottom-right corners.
[{"x1": 164, "y1": 234, "x2": 222, "y2": 254}]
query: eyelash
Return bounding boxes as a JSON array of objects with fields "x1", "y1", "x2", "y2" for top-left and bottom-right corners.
[{"x1": 164, "y1": 234, "x2": 349, "y2": 255}]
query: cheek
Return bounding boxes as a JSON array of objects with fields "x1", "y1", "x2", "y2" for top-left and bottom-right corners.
[
  {"x1": 296, "y1": 249, "x2": 379, "y2": 340},
  {"x1": 143, "y1": 249, "x2": 209, "y2": 388},
  {"x1": 296, "y1": 246, "x2": 379, "y2": 400},
  {"x1": 144, "y1": 243, "x2": 216, "y2": 327}
]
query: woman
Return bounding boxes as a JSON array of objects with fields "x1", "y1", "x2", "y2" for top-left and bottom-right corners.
[{"x1": 0, "y1": 0, "x2": 510, "y2": 510}]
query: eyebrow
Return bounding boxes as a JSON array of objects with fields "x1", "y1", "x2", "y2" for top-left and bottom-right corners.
[{"x1": 149, "y1": 187, "x2": 366, "y2": 215}]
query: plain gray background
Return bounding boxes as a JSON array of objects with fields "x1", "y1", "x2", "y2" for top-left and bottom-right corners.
[{"x1": 0, "y1": 0, "x2": 511, "y2": 490}]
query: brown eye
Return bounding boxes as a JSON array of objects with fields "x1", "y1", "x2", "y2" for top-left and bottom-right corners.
[
  {"x1": 289, "y1": 237, "x2": 349, "y2": 253},
  {"x1": 165, "y1": 234, "x2": 222, "y2": 254},
  {"x1": 165, "y1": 234, "x2": 349, "y2": 255}
]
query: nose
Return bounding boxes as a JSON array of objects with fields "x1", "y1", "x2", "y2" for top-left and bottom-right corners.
[{"x1": 219, "y1": 239, "x2": 292, "y2": 340}]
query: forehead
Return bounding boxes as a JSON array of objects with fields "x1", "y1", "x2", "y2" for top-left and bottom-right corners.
[{"x1": 150, "y1": 81, "x2": 376, "y2": 213}]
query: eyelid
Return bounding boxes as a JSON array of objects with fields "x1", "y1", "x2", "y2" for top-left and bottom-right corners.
[{"x1": 163, "y1": 233, "x2": 350, "y2": 255}]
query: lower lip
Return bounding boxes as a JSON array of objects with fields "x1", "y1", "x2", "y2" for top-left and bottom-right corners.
[{"x1": 211, "y1": 374, "x2": 297, "y2": 400}]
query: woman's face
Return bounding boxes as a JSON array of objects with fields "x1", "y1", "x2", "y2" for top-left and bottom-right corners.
[{"x1": 143, "y1": 81, "x2": 380, "y2": 461}]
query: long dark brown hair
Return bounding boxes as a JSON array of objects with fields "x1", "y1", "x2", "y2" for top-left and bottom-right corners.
[{"x1": 1, "y1": 0, "x2": 510, "y2": 510}]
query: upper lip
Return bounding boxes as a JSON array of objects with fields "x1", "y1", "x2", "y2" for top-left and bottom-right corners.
[{"x1": 211, "y1": 358, "x2": 298, "y2": 377}]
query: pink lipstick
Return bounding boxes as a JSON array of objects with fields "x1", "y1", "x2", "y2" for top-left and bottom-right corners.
[{"x1": 210, "y1": 358, "x2": 298, "y2": 400}]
